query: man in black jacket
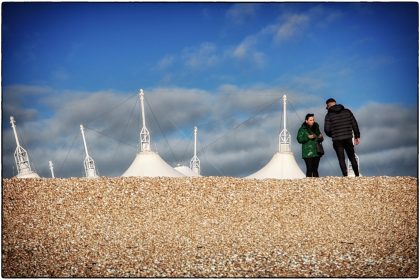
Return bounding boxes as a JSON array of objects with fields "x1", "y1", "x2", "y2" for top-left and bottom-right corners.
[{"x1": 324, "y1": 98, "x2": 360, "y2": 176}]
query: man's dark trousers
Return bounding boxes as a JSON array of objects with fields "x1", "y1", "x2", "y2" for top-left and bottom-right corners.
[{"x1": 332, "y1": 138, "x2": 359, "y2": 176}]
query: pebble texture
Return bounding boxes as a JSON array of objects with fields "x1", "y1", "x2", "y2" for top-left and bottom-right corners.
[{"x1": 2, "y1": 176, "x2": 417, "y2": 277}]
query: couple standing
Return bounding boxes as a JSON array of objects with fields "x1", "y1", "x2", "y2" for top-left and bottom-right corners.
[{"x1": 297, "y1": 98, "x2": 360, "y2": 177}]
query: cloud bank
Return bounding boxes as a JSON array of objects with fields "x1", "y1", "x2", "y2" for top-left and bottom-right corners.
[{"x1": 2, "y1": 85, "x2": 417, "y2": 178}]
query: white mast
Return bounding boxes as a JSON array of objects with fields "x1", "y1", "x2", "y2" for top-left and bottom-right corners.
[
  {"x1": 139, "y1": 89, "x2": 151, "y2": 152},
  {"x1": 190, "y1": 126, "x2": 200, "y2": 175},
  {"x1": 80, "y1": 124, "x2": 98, "y2": 178},
  {"x1": 122, "y1": 88, "x2": 184, "y2": 177},
  {"x1": 49, "y1": 161, "x2": 55, "y2": 178},
  {"x1": 347, "y1": 137, "x2": 361, "y2": 177},
  {"x1": 246, "y1": 94, "x2": 305, "y2": 179},
  {"x1": 279, "y1": 95, "x2": 291, "y2": 152},
  {"x1": 10, "y1": 116, "x2": 39, "y2": 178}
]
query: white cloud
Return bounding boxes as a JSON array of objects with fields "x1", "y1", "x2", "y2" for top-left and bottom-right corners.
[
  {"x1": 2, "y1": 85, "x2": 54, "y2": 122},
  {"x1": 251, "y1": 51, "x2": 266, "y2": 68},
  {"x1": 232, "y1": 36, "x2": 257, "y2": 59},
  {"x1": 156, "y1": 55, "x2": 176, "y2": 70},
  {"x1": 230, "y1": 6, "x2": 342, "y2": 67},
  {"x1": 231, "y1": 35, "x2": 266, "y2": 68},
  {"x1": 291, "y1": 75, "x2": 327, "y2": 92},
  {"x1": 354, "y1": 103, "x2": 417, "y2": 153},
  {"x1": 182, "y1": 42, "x2": 219, "y2": 68},
  {"x1": 230, "y1": 11, "x2": 310, "y2": 66},
  {"x1": 226, "y1": 3, "x2": 259, "y2": 24},
  {"x1": 304, "y1": 5, "x2": 342, "y2": 29},
  {"x1": 152, "y1": 5, "x2": 344, "y2": 82},
  {"x1": 274, "y1": 14, "x2": 310, "y2": 42},
  {"x1": 155, "y1": 43, "x2": 219, "y2": 72},
  {"x1": 357, "y1": 146, "x2": 417, "y2": 176}
]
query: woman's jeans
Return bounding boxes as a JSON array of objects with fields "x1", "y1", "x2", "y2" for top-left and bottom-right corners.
[
  {"x1": 333, "y1": 138, "x2": 359, "y2": 176},
  {"x1": 304, "y1": 157, "x2": 320, "y2": 177}
]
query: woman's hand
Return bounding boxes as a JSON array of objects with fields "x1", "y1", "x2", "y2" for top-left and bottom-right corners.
[
  {"x1": 317, "y1": 133, "x2": 324, "y2": 142},
  {"x1": 308, "y1": 134, "x2": 317, "y2": 139}
]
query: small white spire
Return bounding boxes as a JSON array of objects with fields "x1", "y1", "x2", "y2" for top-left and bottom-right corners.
[
  {"x1": 80, "y1": 124, "x2": 98, "y2": 178},
  {"x1": 10, "y1": 116, "x2": 39, "y2": 178},
  {"x1": 139, "y1": 89, "x2": 151, "y2": 152},
  {"x1": 49, "y1": 161, "x2": 55, "y2": 178},
  {"x1": 80, "y1": 124, "x2": 90, "y2": 157},
  {"x1": 347, "y1": 154, "x2": 360, "y2": 177},
  {"x1": 246, "y1": 94, "x2": 305, "y2": 179},
  {"x1": 194, "y1": 126, "x2": 198, "y2": 157},
  {"x1": 348, "y1": 137, "x2": 361, "y2": 177},
  {"x1": 10, "y1": 116, "x2": 21, "y2": 147},
  {"x1": 190, "y1": 126, "x2": 200, "y2": 175},
  {"x1": 283, "y1": 94, "x2": 287, "y2": 131},
  {"x1": 279, "y1": 95, "x2": 291, "y2": 152}
]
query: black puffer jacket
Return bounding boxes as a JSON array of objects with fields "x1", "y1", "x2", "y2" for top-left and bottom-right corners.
[{"x1": 324, "y1": 104, "x2": 360, "y2": 141}]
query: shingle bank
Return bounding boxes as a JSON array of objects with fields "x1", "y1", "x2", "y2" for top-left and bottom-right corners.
[{"x1": 2, "y1": 176, "x2": 417, "y2": 277}]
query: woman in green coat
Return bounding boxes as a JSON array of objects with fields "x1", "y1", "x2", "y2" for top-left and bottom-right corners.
[{"x1": 297, "y1": 113, "x2": 324, "y2": 177}]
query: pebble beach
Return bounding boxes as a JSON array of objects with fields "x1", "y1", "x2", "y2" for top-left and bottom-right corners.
[{"x1": 2, "y1": 176, "x2": 417, "y2": 277}]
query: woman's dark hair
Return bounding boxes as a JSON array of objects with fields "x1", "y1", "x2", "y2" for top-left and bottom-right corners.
[{"x1": 305, "y1": 113, "x2": 314, "y2": 121}]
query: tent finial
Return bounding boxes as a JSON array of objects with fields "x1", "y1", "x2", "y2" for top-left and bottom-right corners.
[
  {"x1": 80, "y1": 124, "x2": 98, "y2": 178},
  {"x1": 139, "y1": 89, "x2": 151, "y2": 152}
]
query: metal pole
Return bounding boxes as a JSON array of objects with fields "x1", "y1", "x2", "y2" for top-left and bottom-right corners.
[
  {"x1": 80, "y1": 124, "x2": 90, "y2": 157},
  {"x1": 278, "y1": 95, "x2": 291, "y2": 152},
  {"x1": 194, "y1": 126, "x2": 197, "y2": 157},
  {"x1": 49, "y1": 161, "x2": 55, "y2": 178},
  {"x1": 190, "y1": 126, "x2": 200, "y2": 175},
  {"x1": 139, "y1": 89, "x2": 146, "y2": 129},
  {"x1": 282, "y1": 95, "x2": 287, "y2": 131},
  {"x1": 139, "y1": 89, "x2": 151, "y2": 152},
  {"x1": 10, "y1": 116, "x2": 21, "y2": 147}
]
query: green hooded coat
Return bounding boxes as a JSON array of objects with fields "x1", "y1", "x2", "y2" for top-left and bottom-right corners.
[{"x1": 296, "y1": 122, "x2": 323, "y2": 158}]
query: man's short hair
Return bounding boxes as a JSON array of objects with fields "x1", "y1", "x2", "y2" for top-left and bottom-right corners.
[{"x1": 325, "y1": 98, "x2": 336, "y2": 104}]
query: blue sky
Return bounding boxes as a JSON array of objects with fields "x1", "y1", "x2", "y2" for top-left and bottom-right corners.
[{"x1": 2, "y1": 2, "x2": 418, "y2": 178}]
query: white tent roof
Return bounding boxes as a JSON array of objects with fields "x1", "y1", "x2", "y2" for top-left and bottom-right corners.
[
  {"x1": 16, "y1": 171, "x2": 40, "y2": 179},
  {"x1": 121, "y1": 90, "x2": 185, "y2": 178},
  {"x1": 245, "y1": 95, "x2": 305, "y2": 180},
  {"x1": 122, "y1": 151, "x2": 185, "y2": 177},
  {"x1": 174, "y1": 165, "x2": 200, "y2": 177},
  {"x1": 246, "y1": 151, "x2": 305, "y2": 179}
]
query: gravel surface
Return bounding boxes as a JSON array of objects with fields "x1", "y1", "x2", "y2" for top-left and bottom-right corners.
[{"x1": 2, "y1": 176, "x2": 417, "y2": 277}]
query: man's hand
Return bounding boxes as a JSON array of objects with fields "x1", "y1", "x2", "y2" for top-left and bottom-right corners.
[{"x1": 354, "y1": 138, "x2": 360, "y2": 145}]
